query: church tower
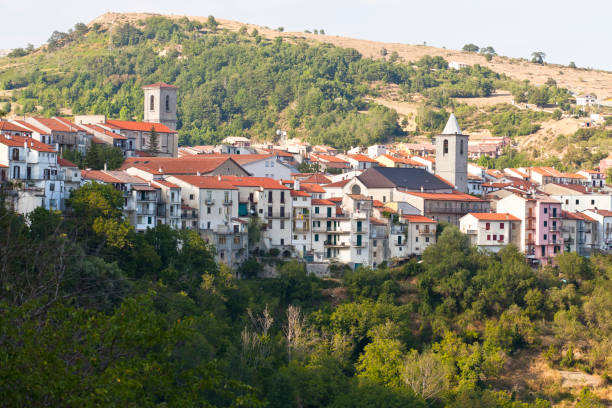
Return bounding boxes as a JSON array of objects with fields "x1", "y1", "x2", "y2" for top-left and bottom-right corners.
[
  {"x1": 143, "y1": 82, "x2": 178, "y2": 130},
  {"x1": 434, "y1": 113, "x2": 468, "y2": 193}
]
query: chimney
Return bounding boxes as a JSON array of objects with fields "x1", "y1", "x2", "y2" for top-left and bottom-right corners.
[
  {"x1": 158, "y1": 167, "x2": 163, "y2": 173},
  {"x1": 103, "y1": 162, "x2": 107, "y2": 171},
  {"x1": 421, "y1": 185, "x2": 424, "y2": 192},
  {"x1": 196, "y1": 171, "x2": 200, "y2": 176},
  {"x1": 294, "y1": 180, "x2": 300, "y2": 190},
  {"x1": 218, "y1": 175, "x2": 221, "y2": 181}
]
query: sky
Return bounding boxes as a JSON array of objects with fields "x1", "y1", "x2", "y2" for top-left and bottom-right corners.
[{"x1": 1, "y1": 0, "x2": 611, "y2": 71}]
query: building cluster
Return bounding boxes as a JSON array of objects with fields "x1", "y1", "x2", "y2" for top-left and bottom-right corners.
[{"x1": 1, "y1": 83, "x2": 612, "y2": 272}]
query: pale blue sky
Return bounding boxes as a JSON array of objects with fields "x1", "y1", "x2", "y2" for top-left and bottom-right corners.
[{"x1": 1, "y1": 0, "x2": 611, "y2": 71}]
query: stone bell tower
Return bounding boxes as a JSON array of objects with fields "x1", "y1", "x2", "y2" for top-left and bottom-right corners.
[
  {"x1": 143, "y1": 82, "x2": 178, "y2": 130},
  {"x1": 434, "y1": 113, "x2": 469, "y2": 193}
]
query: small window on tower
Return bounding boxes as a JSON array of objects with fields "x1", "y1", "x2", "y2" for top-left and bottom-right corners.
[
  {"x1": 443, "y1": 139, "x2": 448, "y2": 154},
  {"x1": 165, "y1": 95, "x2": 170, "y2": 111},
  {"x1": 150, "y1": 95, "x2": 154, "y2": 111},
  {"x1": 460, "y1": 140, "x2": 464, "y2": 155}
]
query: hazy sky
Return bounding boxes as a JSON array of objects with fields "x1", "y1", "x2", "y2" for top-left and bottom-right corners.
[{"x1": 1, "y1": 0, "x2": 611, "y2": 71}]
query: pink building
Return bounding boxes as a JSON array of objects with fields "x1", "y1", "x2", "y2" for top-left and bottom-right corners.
[
  {"x1": 497, "y1": 193, "x2": 563, "y2": 265},
  {"x1": 598, "y1": 154, "x2": 612, "y2": 177}
]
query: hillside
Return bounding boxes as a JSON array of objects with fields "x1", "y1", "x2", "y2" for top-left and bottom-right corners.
[
  {"x1": 0, "y1": 12, "x2": 610, "y2": 168},
  {"x1": 92, "y1": 12, "x2": 612, "y2": 97}
]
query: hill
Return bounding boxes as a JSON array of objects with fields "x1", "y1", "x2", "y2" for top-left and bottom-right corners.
[{"x1": 0, "y1": 12, "x2": 610, "y2": 168}]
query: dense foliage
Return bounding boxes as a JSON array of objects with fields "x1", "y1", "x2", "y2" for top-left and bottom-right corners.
[{"x1": 1, "y1": 183, "x2": 610, "y2": 406}]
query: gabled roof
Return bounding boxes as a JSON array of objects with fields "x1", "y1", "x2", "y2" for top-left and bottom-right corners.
[
  {"x1": 357, "y1": 167, "x2": 453, "y2": 191},
  {"x1": 121, "y1": 156, "x2": 245, "y2": 176},
  {"x1": 221, "y1": 176, "x2": 289, "y2": 190},
  {"x1": 53, "y1": 117, "x2": 93, "y2": 134},
  {"x1": 562, "y1": 211, "x2": 596, "y2": 222},
  {"x1": 369, "y1": 217, "x2": 387, "y2": 225},
  {"x1": 376, "y1": 154, "x2": 425, "y2": 167},
  {"x1": 106, "y1": 120, "x2": 177, "y2": 134},
  {"x1": 312, "y1": 199, "x2": 335, "y2": 206},
  {"x1": 11, "y1": 120, "x2": 49, "y2": 135},
  {"x1": 57, "y1": 157, "x2": 77, "y2": 167},
  {"x1": 30, "y1": 117, "x2": 75, "y2": 132},
  {"x1": 324, "y1": 179, "x2": 351, "y2": 188},
  {"x1": 0, "y1": 134, "x2": 56, "y2": 152},
  {"x1": 346, "y1": 154, "x2": 378, "y2": 163},
  {"x1": 83, "y1": 124, "x2": 127, "y2": 140},
  {"x1": 151, "y1": 179, "x2": 180, "y2": 189},
  {"x1": 290, "y1": 189, "x2": 310, "y2": 197},
  {"x1": 302, "y1": 173, "x2": 331, "y2": 184},
  {"x1": 300, "y1": 183, "x2": 326, "y2": 193},
  {"x1": 172, "y1": 175, "x2": 238, "y2": 190},
  {"x1": 404, "y1": 191, "x2": 486, "y2": 201},
  {"x1": 441, "y1": 113, "x2": 462, "y2": 135},
  {"x1": 467, "y1": 213, "x2": 520, "y2": 221},
  {"x1": 310, "y1": 154, "x2": 349, "y2": 164},
  {"x1": 403, "y1": 214, "x2": 436, "y2": 223},
  {"x1": 585, "y1": 209, "x2": 612, "y2": 217},
  {"x1": 0, "y1": 120, "x2": 32, "y2": 133}
]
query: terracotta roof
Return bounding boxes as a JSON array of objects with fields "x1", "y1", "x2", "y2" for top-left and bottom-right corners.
[
  {"x1": 264, "y1": 149, "x2": 294, "y2": 157},
  {"x1": 0, "y1": 134, "x2": 56, "y2": 152},
  {"x1": 142, "y1": 82, "x2": 178, "y2": 89},
  {"x1": 84, "y1": 124, "x2": 127, "y2": 140},
  {"x1": 404, "y1": 191, "x2": 486, "y2": 201},
  {"x1": 328, "y1": 197, "x2": 343, "y2": 203},
  {"x1": 105, "y1": 119, "x2": 177, "y2": 134},
  {"x1": 30, "y1": 117, "x2": 74, "y2": 132},
  {"x1": 0, "y1": 120, "x2": 32, "y2": 133},
  {"x1": 57, "y1": 157, "x2": 77, "y2": 167},
  {"x1": 564, "y1": 173, "x2": 587, "y2": 180},
  {"x1": 585, "y1": 209, "x2": 612, "y2": 217},
  {"x1": 290, "y1": 189, "x2": 310, "y2": 197},
  {"x1": 403, "y1": 215, "x2": 436, "y2": 223},
  {"x1": 300, "y1": 183, "x2": 326, "y2": 193},
  {"x1": 372, "y1": 200, "x2": 385, "y2": 207},
  {"x1": 346, "y1": 154, "x2": 378, "y2": 163},
  {"x1": 376, "y1": 154, "x2": 425, "y2": 167},
  {"x1": 91, "y1": 137, "x2": 106, "y2": 144},
  {"x1": 221, "y1": 175, "x2": 289, "y2": 190},
  {"x1": 121, "y1": 156, "x2": 242, "y2": 175},
  {"x1": 369, "y1": 217, "x2": 387, "y2": 225},
  {"x1": 467, "y1": 213, "x2": 520, "y2": 221},
  {"x1": 530, "y1": 167, "x2": 565, "y2": 177},
  {"x1": 301, "y1": 173, "x2": 331, "y2": 184},
  {"x1": 562, "y1": 211, "x2": 596, "y2": 222},
  {"x1": 505, "y1": 168, "x2": 529, "y2": 178},
  {"x1": 151, "y1": 179, "x2": 180, "y2": 189},
  {"x1": 381, "y1": 206, "x2": 397, "y2": 214},
  {"x1": 312, "y1": 199, "x2": 335, "y2": 206},
  {"x1": 324, "y1": 179, "x2": 351, "y2": 188},
  {"x1": 358, "y1": 167, "x2": 453, "y2": 190},
  {"x1": 172, "y1": 175, "x2": 238, "y2": 189},
  {"x1": 347, "y1": 194, "x2": 370, "y2": 200},
  {"x1": 81, "y1": 170, "x2": 122, "y2": 183},
  {"x1": 11, "y1": 120, "x2": 49, "y2": 135},
  {"x1": 53, "y1": 117, "x2": 93, "y2": 134},
  {"x1": 579, "y1": 169, "x2": 602, "y2": 174},
  {"x1": 132, "y1": 184, "x2": 158, "y2": 191},
  {"x1": 310, "y1": 154, "x2": 348, "y2": 164}
]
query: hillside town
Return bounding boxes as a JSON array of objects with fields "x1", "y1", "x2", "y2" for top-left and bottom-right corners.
[{"x1": 1, "y1": 82, "x2": 611, "y2": 274}]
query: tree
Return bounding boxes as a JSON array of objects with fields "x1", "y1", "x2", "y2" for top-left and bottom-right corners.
[
  {"x1": 480, "y1": 46, "x2": 496, "y2": 55},
  {"x1": 531, "y1": 51, "x2": 546, "y2": 64},
  {"x1": 569, "y1": 61, "x2": 577, "y2": 68},
  {"x1": 356, "y1": 338, "x2": 404, "y2": 387},
  {"x1": 206, "y1": 15, "x2": 219, "y2": 31},
  {"x1": 148, "y1": 126, "x2": 159, "y2": 156},
  {"x1": 380, "y1": 47, "x2": 388, "y2": 57},
  {"x1": 402, "y1": 350, "x2": 450, "y2": 400},
  {"x1": 462, "y1": 43, "x2": 479, "y2": 53}
]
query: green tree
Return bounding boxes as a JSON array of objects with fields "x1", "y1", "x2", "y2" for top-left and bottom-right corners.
[
  {"x1": 462, "y1": 44, "x2": 479, "y2": 53},
  {"x1": 356, "y1": 337, "x2": 404, "y2": 387},
  {"x1": 531, "y1": 51, "x2": 546, "y2": 64},
  {"x1": 148, "y1": 126, "x2": 160, "y2": 156}
]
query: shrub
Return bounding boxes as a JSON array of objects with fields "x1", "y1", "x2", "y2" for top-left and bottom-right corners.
[{"x1": 269, "y1": 248, "x2": 280, "y2": 257}]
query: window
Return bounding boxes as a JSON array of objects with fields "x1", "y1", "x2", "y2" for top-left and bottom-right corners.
[
  {"x1": 207, "y1": 222, "x2": 211, "y2": 229},
  {"x1": 268, "y1": 191, "x2": 273, "y2": 202},
  {"x1": 500, "y1": 223, "x2": 504, "y2": 229},
  {"x1": 224, "y1": 191, "x2": 229, "y2": 203},
  {"x1": 487, "y1": 234, "x2": 491, "y2": 241},
  {"x1": 373, "y1": 240, "x2": 377, "y2": 247},
  {"x1": 147, "y1": 216, "x2": 152, "y2": 224},
  {"x1": 543, "y1": 234, "x2": 547, "y2": 240},
  {"x1": 544, "y1": 220, "x2": 547, "y2": 227},
  {"x1": 189, "y1": 194, "x2": 194, "y2": 200},
  {"x1": 207, "y1": 207, "x2": 211, "y2": 214},
  {"x1": 500, "y1": 234, "x2": 504, "y2": 241},
  {"x1": 234, "y1": 236, "x2": 241, "y2": 245},
  {"x1": 13, "y1": 166, "x2": 19, "y2": 179},
  {"x1": 294, "y1": 235, "x2": 297, "y2": 240},
  {"x1": 280, "y1": 207, "x2": 285, "y2": 218},
  {"x1": 315, "y1": 234, "x2": 319, "y2": 242},
  {"x1": 280, "y1": 191, "x2": 285, "y2": 203},
  {"x1": 219, "y1": 251, "x2": 224, "y2": 259},
  {"x1": 398, "y1": 236, "x2": 402, "y2": 245},
  {"x1": 415, "y1": 236, "x2": 419, "y2": 242},
  {"x1": 165, "y1": 95, "x2": 170, "y2": 111},
  {"x1": 425, "y1": 237, "x2": 429, "y2": 243},
  {"x1": 268, "y1": 206, "x2": 272, "y2": 217},
  {"x1": 543, "y1": 208, "x2": 547, "y2": 214},
  {"x1": 150, "y1": 95, "x2": 155, "y2": 111},
  {"x1": 443, "y1": 139, "x2": 448, "y2": 154},
  {"x1": 565, "y1": 199, "x2": 569, "y2": 204},
  {"x1": 552, "y1": 208, "x2": 557, "y2": 217},
  {"x1": 460, "y1": 140, "x2": 464, "y2": 155},
  {"x1": 315, "y1": 207, "x2": 319, "y2": 214},
  {"x1": 485, "y1": 222, "x2": 490, "y2": 230},
  {"x1": 49, "y1": 183, "x2": 55, "y2": 191},
  {"x1": 357, "y1": 249, "x2": 361, "y2": 255},
  {"x1": 280, "y1": 220, "x2": 285, "y2": 229},
  {"x1": 591, "y1": 199, "x2": 595, "y2": 205},
  {"x1": 280, "y1": 238, "x2": 284, "y2": 245},
  {"x1": 493, "y1": 234, "x2": 497, "y2": 240}
]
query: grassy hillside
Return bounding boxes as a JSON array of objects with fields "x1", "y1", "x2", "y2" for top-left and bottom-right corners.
[{"x1": 0, "y1": 14, "x2": 577, "y2": 150}]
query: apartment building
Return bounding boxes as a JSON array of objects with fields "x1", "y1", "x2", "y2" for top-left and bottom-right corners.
[
  {"x1": 402, "y1": 215, "x2": 437, "y2": 256},
  {"x1": 398, "y1": 191, "x2": 491, "y2": 226},
  {"x1": 561, "y1": 211, "x2": 598, "y2": 257},
  {"x1": 459, "y1": 213, "x2": 521, "y2": 253},
  {"x1": 25, "y1": 117, "x2": 91, "y2": 154},
  {"x1": 582, "y1": 209, "x2": 612, "y2": 252},
  {"x1": 539, "y1": 183, "x2": 612, "y2": 213},
  {"x1": 151, "y1": 179, "x2": 182, "y2": 229},
  {"x1": 497, "y1": 194, "x2": 563, "y2": 264},
  {"x1": 291, "y1": 189, "x2": 312, "y2": 258}
]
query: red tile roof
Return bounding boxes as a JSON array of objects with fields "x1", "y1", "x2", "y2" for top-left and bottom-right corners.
[
  {"x1": 143, "y1": 82, "x2": 178, "y2": 89},
  {"x1": 204, "y1": 154, "x2": 275, "y2": 166},
  {"x1": 105, "y1": 119, "x2": 177, "y2": 133},
  {"x1": 377, "y1": 154, "x2": 425, "y2": 167},
  {"x1": 328, "y1": 197, "x2": 343, "y2": 203},
  {"x1": 151, "y1": 179, "x2": 180, "y2": 189},
  {"x1": 290, "y1": 189, "x2": 311, "y2": 197},
  {"x1": 310, "y1": 154, "x2": 349, "y2": 163},
  {"x1": 91, "y1": 137, "x2": 106, "y2": 144},
  {"x1": 81, "y1": 170, "x2": 122, "y2": 183},
  {"x1": 372, "y1": 200, "x2": 385, "y2": 208},
  {"x1": 324, "y1": 179, "x2": 350, "y2": 188},
  {"x1": 172, "y1": 175, "x2": 238, "y2": 189},
  {"x1": 121, "y1": 156, "x2": 241, "y2": 175},
  {"x1": 467, "y1": 213, "x2": 520, "y2": 221},
  {"x1": 369, "y1": 217, "x2": 387, "y2": 225},
  {"x1": 562, "y1": 211, "x2": 596, "y2": 222},
  {"x1": 312, "y1": 199, "x2": 335, "y2": 206},
  {"x1": 585, "y1": 209, "x2": 612, "y2": 217},
  {"x1": 11, "y1": 120, "x2": 49, "y2": 135},
  {"x1": 53, "y1": 117, "x2": 93, "y2": 134},
  {"x1": 300, "y1": 183, "x2": 326, "y2": 193},
  {"x1": 84, "y1": 124, "x2": 127, "y2": 140},
  {"x1": 31, "y1": 117, "x2": 74, "y2": 132},
  {"x1": 346, "y1": 154, "x2": 378, "y2": 163},
  {"x1": 0, "y1": 134, "x2": 56, "y2": 152},
  {"x1": 403, "y1": 215, "x2": 436, "y2": 223},
  {"x1": 0, "y1": 120, "x2": 32, "y2": 133},
  {"x1": 301, "y1": 173, "x2": 331, "y2": 184},
  {"x1": 221, "y1": 175, "x2": 289, "y2": 190},
  {"x1": 57, "y1": 157, "x2": 77, "y2": 167}
]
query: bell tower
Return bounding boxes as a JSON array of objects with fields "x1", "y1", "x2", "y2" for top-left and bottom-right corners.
[
  {"x1": 143, "y1": 82, "x2": 178, "y2": 130},
  {"x1": 434, "y1": 113, "x2": 469, "y2": 193}
]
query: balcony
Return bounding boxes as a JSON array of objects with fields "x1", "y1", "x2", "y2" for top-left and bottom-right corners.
[
  {"x1": 205, "y1": 198, "x2": 214, "y2": 205},
  {"x1": 418, "y1": 229, "x2": 435, "y2": 235},
  {"x1": 354, "y1": 228, "x2": 368, "y2": 235},
  {"x1": 324, "y1": 241, "x2": 349, "y2": 248},
  {"x1": 267, "y1": 212, "x2": 289, "y2": 219},
  {"x1": 466, "y1": 229, "x2": 477, "y2": 235},
  {"x1": 351, "y1": 240, "x2": 368, "y2": 248},
  {"x1": 222, "y1": 200, "x2": 233, "y2": 206}
]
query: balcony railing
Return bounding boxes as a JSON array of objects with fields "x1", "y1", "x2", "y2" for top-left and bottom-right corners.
[
  {"x1": 267, "y1": 212, "x2": 289, "y2": 219},
  {"x1": 351, "y1": 240, "x2": 367, "y2": 248},
  {"x1": 205, "y1": 198, "x2": 214, "y2": 205},
  {"x1": 324, "y1": 241, "x2": 349, "y2": 248},
  {"x1": 418, "y1": 229, "x2": 435, "y2": 235},
  {"x1": 222, "y1": 200, "x2": 233, "y2": 206}
]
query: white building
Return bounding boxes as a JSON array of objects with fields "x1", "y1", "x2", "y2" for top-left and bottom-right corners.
[
  {"x1": 582, "y1": 209, "x2": 612, "y2": 252},
  {"x1": 459, "y1": 213, "x2": 521, "y2": 253}
]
